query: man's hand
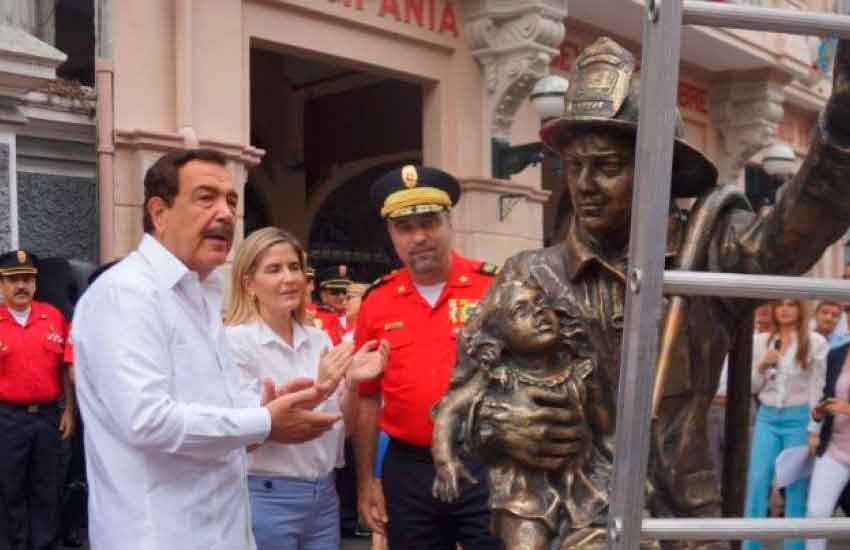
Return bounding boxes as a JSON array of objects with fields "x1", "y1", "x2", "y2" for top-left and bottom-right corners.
[
  {"x1": 358, "y1": 477, "x2": 388, "y2": 534},
  {"x1": 476, "y1": 387, "x2": 588, "y2": 471},
  {"x1": 264, "y1": 380, "x2": 342, "y2": 444},
  {"x1": 59, "y1": 406, "x2": 75, "y2": 440},
  {"x1": 349, "y1": 340, "x2": 389, "y2": 383}
]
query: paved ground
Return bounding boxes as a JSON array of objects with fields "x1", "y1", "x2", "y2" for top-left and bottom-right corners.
[
  {"x1": 69, "y1": 530, "x2": 374, "y2": 549},
  {"x1": 67, "y1": 525, "x2": 850, "y2": 549},
  {"x1": 342, "y1": 536, "x2": 372, "y2": 550}
]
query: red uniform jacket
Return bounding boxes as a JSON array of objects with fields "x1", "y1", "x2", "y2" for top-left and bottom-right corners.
[
  {"x1": 0, "y1": 300, "x2": 68, "y2": 404},
  {"x1": 311, "y1": 304, "x2": 344, "y2": 345},
  {"x1": 356, "y1": 252, "x2": 496, "y2": 447}
]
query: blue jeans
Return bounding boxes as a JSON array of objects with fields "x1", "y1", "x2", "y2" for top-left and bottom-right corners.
[
  {"x1": 744, "y1": 405, "x2": 810, "y2": 550},
  {"x1": 249, "y1": 473, "x2": 339, "y2": 550}
]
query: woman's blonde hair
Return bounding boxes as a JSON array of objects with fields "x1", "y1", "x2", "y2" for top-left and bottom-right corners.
[
  {"x1": 769, "y1": 298, "x2": 811, "y2": 369},
  {"x1": 224, "y1": 227, "x2": 308, "y2": 326}
]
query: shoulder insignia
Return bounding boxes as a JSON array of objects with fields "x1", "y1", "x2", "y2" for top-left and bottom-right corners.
[
  {"x1": 362, "y1": 273, "x2": 392, "y2": 301},
  {"x1": 478, "y1": 262, "x2": 500, "y2": 276}
]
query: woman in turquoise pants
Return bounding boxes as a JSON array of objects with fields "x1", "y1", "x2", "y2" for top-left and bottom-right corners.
[{"x1": 744, "y1": 299, "x2": 827, "y2": 550}]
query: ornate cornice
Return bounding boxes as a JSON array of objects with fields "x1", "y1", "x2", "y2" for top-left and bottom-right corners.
[
  {"x1": 709, "y1": 80, "x2": 785, "y2": 184},
  {"x1": 462, "y1": 0, "x2": 567, "y2": 140},
  {"x1": 460, "y1": 176, "x2": 551, "y2": 204},
  {"x1": 114, "y1": 128, "x2": 265, "y2": 166}
]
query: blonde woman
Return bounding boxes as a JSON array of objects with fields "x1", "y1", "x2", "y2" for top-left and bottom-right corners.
[
  {"x1": 744, "y1": 299, "x2": 827, "y2": 550},
  {"x1": 224, "y1": 227, "x2": 388, "y2": 550}
]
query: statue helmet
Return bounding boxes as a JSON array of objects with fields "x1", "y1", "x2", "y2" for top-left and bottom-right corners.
[{"x1": 540, "y1": 37, "x2": 718, "y2": 198}]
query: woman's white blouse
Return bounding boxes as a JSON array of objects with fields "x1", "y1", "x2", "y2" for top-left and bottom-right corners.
[
  {"x1": 226, "y1": 320, "x2": 345, "y2": 478},
  {"x1": 751, "y1": 331, "x2": 827, "y2": 432}
]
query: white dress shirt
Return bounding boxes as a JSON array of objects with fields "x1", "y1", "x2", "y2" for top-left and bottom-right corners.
[
  {"x1": 751, "y1": 331, "x2": 827, "y2": 433},
  {"x1": 226, "y1": 320, "x2": 345, "y2": 478},
  {"x1": 72, "y1": 235, "x2": 271, "y2": 550}
]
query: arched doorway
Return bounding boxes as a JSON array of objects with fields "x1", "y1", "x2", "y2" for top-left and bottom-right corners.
[{"x1": 308, "y1": 159, "x2": 419, "y2": 283}]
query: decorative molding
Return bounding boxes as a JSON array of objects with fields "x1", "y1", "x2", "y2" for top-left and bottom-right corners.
[
  {"x1": 114, "y1": 128, "x2": 265, "y2": 166},
  {"x1": 0, "y1": 24, "x2": 65, "y2": 100},
  {"x1": 305, "y1": 150, "x2": 421, "y2": 224},
  {"x1": 459, "y1": 177, "x2": 551, "y2": 204},
  {"x1": 709, "y1": 80, "x2": 785, "y2": 184},
  {"x1": 462, "y1": 0, "x2": 567, "y2": 140}
]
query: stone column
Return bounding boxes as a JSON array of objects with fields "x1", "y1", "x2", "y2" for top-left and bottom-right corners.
[
  {"x1": 462, "y1": 0, "x2": 567, "y2": 144},
  {"x1": 454, "y1": 1, "x2": 565, "y2": 261},
  {"x1": 709, "y1": 80, "x2": 785, "y2": 185}
]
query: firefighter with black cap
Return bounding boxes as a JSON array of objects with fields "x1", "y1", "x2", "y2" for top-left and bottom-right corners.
[
  {"x1": 0, "y1": 249, "x2": 74, "y2": 550},
  {"x1": 312, "y1": 264, "x2": 352, "y2": 345},
  {"x1": 352, "y1": 164, "x2": 502, "y2": 550}
]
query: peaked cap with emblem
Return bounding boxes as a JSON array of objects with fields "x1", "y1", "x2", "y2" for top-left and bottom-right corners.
[
  {"x1": 0, "y1": 249, "x2": 38, "y2": 276},
  {"x1": 317, "y1": 264, "x2": 353, "y2": 290},
  {"x1": 371, "y1": 164, "x2": 461, "y2": 219},
  {"x1": 540, "y1": 37, "x2": 717, "y2": 197}
]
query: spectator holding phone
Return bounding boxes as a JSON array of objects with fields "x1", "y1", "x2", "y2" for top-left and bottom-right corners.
[
  {"x1": 744, "y1": 299, "x2": 827, "y2": 550},
  {"x1": 805, "y1": 336, "x2": 850, "y2": 550}
]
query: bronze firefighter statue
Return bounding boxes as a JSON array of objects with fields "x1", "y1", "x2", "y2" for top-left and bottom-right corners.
[{"x1": 431, "y1": 37, "x2": 850, "y2": 550}]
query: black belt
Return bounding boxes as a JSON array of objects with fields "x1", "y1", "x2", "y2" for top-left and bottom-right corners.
[
  {"x1": 0, "y1": 401, "x2": 59, "y2": 414},
  {"x1": 388, "y1": 438, "x2": 434, "y2": 463}
]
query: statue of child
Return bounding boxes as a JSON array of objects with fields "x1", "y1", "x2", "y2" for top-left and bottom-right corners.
[{"x1": 432, "y1": 279, "x2": 612, "y2": 550}]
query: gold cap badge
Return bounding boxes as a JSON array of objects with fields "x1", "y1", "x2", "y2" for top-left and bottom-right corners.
[
  {"x1": 401, "y1": 165, "x2": 418, "y2": 189},
  {"x1": 16, "y1": 250, "x2": 26, "y2": 264}
]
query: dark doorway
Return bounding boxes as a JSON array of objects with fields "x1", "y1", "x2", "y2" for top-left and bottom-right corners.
[
  {"x1": 246, "y1": 45, "x2": 423, "y2": 283},
  {"x1": 308, "y1": 159, "x2": 419, "y2": 284}
]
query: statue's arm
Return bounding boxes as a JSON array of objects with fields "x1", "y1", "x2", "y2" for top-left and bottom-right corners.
[
  {"x1": 432, "y1": 370, "x2": 487, "y2": 466},
  {"x1": 723, "y1": 40, "x2": 850, "y2": 277},
  {"x1": 431, "y1": 370, "x2": 487, "y2": 502}
]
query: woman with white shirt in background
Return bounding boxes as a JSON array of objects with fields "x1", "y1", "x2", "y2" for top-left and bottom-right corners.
[
  {"x1": 744, "y1": 299, "x2": 827, "y2": 550},
  {"x1": 224, "y1": 227, "x2": 389, "y2": 550}
]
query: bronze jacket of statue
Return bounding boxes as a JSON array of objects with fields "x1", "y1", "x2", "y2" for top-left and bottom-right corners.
[{"x1": 464, "y1": 117, "x2": 850, "y2": 524}]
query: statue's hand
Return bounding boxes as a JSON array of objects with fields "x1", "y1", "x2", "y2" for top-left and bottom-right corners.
[
  {"x1": 826, "y1": 39, "x2": 850, "y2": 140},
  {"x1": 432, "y1": 459, "x2": 477, "y2": 503},
  {"x1": 476, "y1": 387, "x2": 588, "y2": 471}
]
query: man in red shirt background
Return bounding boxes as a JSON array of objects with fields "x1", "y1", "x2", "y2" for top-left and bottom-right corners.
[
  {"x1": 0, "y1": 250, "x2": 74, "y2": 550},
  {"x1": 313, "y1": 264, "x2": 352, "y2": 344},
  {"x1": 353, "y1": 165, "x2": 502, "y2": 550}
]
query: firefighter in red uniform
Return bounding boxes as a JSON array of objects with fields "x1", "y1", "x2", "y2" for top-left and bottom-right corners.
[
  {"x1": 304, "y1": 267, "x2": 319, "y2": 324},
  {"x1": 0, "y1": 250, "x2": 75, "y2": 550},
  {"x1": 313, "y1": 265, "x2": 351, "y2": 345},
  {"x1": 353, "y1": 165, "x2": 503, "y2": 550}
]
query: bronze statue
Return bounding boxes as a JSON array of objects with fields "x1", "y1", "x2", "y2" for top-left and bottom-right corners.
[
  {"x1": 432, "y1": 280, "x2": 609, "y2": 550},
  {"x1": 433, "y1": 36, "x2": 850, "y2": 550}
]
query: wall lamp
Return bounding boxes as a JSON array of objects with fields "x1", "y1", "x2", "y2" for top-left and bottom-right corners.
[
  {"x1": 761, "y1": 142, "x2": 797, "y2": 178},
  {"x1": 492, "y1": 74, "x2": 569, "y2": 180}
]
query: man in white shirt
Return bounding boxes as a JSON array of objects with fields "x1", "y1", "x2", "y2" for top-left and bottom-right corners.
[{"x1": 72, "y1": 149, "x2": 341, "y2": 550}]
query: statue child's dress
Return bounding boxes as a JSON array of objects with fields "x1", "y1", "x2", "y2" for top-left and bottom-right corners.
[
  {"x1": 432, "y1": 281, "x2": 613, "y2": 550},
  {"x1": 474, "y1": 355, "x2": 612, "y2": 534}
]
